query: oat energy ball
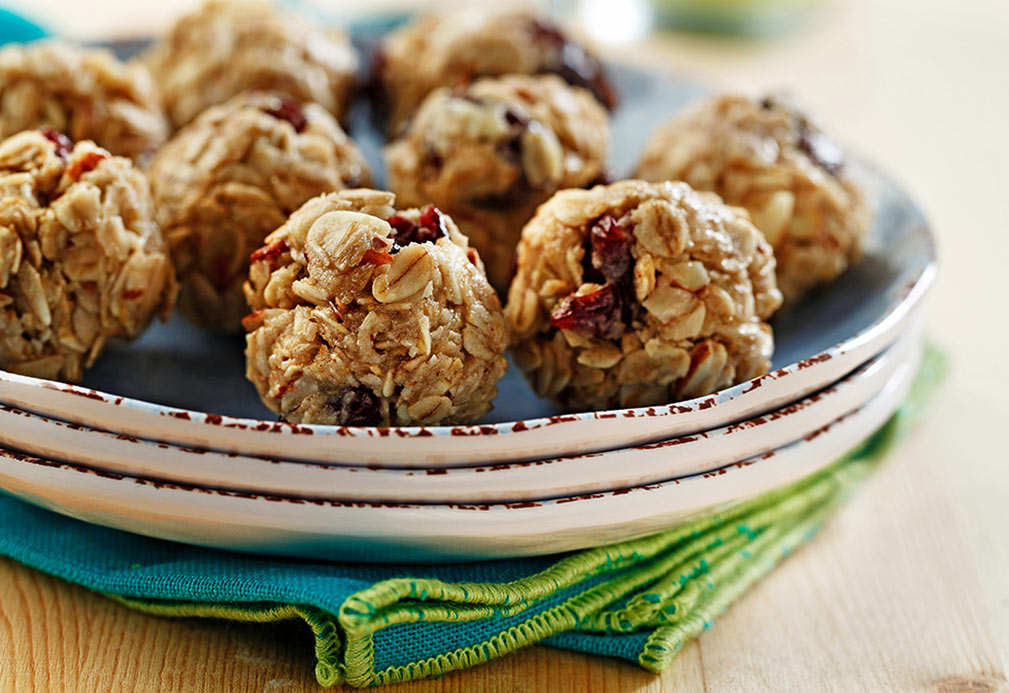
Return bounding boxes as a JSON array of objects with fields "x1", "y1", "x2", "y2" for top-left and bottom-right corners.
[
  {"x1": 243, "y1": 189, "x2": 508, "y2": 426},
  {"x1": 386, "y1": 74, "x2": 610, "y2": 294},
  {"x1": 374, "y1": 8, "x2": 616, "y2": 136},
  {"x1": 0, "y1": 130, "x2": 176, "y2": 382},
  {"x1": 146, "y1": 0, "x2": 358, "y2": 130},
  {"x1": 506, "y1": 180, "x2": 782, "y2": 411},
  {"x1": 149, "y1": 91, "x2": 370, "y2": 331},
  {"x1": 0, "y1": 41, "x2": 168, "y2": 162},
  {"x1": 636, "y1": 94, "x2": 871, "y2": 304}
]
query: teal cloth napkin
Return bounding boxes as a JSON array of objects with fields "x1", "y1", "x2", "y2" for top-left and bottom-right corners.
[{"x1": 0, "y1": 346, "x2": 943, "y2": 687}]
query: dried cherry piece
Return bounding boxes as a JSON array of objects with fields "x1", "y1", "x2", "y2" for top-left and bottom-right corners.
[
  {"x1": 326, "y1": 386, "x2": 382, "y2": 426},
  {"x1": 530, "y1": 20, "x2": 617, "y2": 110},
  {"x1": 66, "y1": 151, "x2": 108, "y2": 180},
  {"x1": 262, "y1": 95, "x2": 307, "y2": 133},
  {"x1": 590, "y1": 216, "x2": 633, "y2": 283},
  {"x1": 360, "y1": 248, "x2": 394, "y2": 265},
  {"x1": 797, "y1": 125, "x2": 844, "y2": 176},
  {"x1": 40, "y1": 127, "x2": 72, "y2": 158},
  {"x1": 250, "y1": 238, "x2": 289, "y2": 264},
  {"x1": 385, "y1": 205, "x2": 448, "y2": 251},
  {"x1": 549, "y1": 283, "x2": 623, "y2": 338}
]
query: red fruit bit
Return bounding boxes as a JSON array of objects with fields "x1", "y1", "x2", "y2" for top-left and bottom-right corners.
[
  {"x1": 122, "y1": 288, "x2": 144, "y2": 299},
  {"x1": 39, "y1": 127, "x2": 72, "y2": 158},
  {"x1": 549, "y1": 284, "x2": 622, "y2": 338},
  {"x1": 262, "y1": 95, "x2": 307, "y2": 133},
  {"x1": 250, "y1": 238, "x2": 289, "y2": 263},
  {"x1": 66, "y1": 151, "x2": 107, "y2": 180},
  {"x1": 590, "y1": 215, "x2": 633, "y2": 283},
  {"x1": 241, "y1": 309, "x2": 267, "y2": 332},
  {"x1": 326, "y1": 386, "x2": 382, "y2": 426},
  {"x1": 385, "y1": 205, "x2": 448, "y2": 250},
  {"x1": 360, "y1": 248, "x2": 394, "y2": 266},
  {"x1": 530, "y1": 20, "x2": 617, "y2": 110}
]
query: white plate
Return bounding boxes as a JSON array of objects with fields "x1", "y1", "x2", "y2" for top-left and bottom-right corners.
[
  {"x1": 0, "y1": 337, "x2": 920, "y2": 562},
  {"x1": 0, "y1": 321, "x2": 921, "y2": 503},
  {"x1": 0, "y1": 61, "x2": 936, "y2": 466}
]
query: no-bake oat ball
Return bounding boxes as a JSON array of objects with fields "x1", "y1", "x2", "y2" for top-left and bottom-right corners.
[
  {"x1": 385, "y1": 74, "x2": 610, "y2": 293},
  {"x1": 148, "y1": 91, "x2": 370, "y2": 330},
  {"x1": 0, "y1": 130, "x2": 176, "y2": 382},
  {"x1": 146, "y1": 0, "x2": 358, "y2": 130},
  {"x1": 506, "y1": 180, "x2": 782, "y2": 411},
  {"x1": 0, "y1": 41, "x2": 168, "y2": 162},
  {"x1": 243, "y1": 189, "x2": 508, "y2": 427},
  {"x1": 373, "y1": 8, "x2": 616, "y2": 136},
  {"x1": 636, "y1": 94, "x2": 870, "y2": 304}
]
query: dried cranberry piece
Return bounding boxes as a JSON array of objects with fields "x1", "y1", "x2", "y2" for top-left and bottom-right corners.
[
  {"x1": 39, "y1": 127, "x2": 72, "y2": 158},
  {"x1": 549, "y1": 284, "x2": 623, "y2": 338},
  {"x1": 66, "y1": 151, "x2": 108, "y2": 180},
  {"x1": 326, "y1": 386, "x2": 382, "y2": 426},
  {"x1": 590, "y1": 216, "x2": 633, "y2": 283},
  {"x1": 250, "y1": 238, "x2": 289, "y2": 264},
  {"x1": 385, "y1": 205, "x2": 448, "y2": 251},
  {"x1": 797, "y1": 125, "x2": 844, "y2": 176},
  {"x1": 360, "y1": 248, "x2": 394, "y2": 266},
  {"x1": 262, "y1": 95, "x2": 307, "y2": 133},
  {"x1": 531, "y1": 20, "x2": 617, "y2": 110}
]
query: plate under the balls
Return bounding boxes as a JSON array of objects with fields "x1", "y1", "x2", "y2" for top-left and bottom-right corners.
[{"x1": 0, "y1": 57, "x2": 935, "y2": 466}]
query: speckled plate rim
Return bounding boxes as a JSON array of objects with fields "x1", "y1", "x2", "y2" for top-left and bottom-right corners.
[
  {"x1": 0, "y1": 241, "x2": 934, "y2": 466},
  {"x1": 0, "y1": 323, "x2": 920, "y2": 502},
  {"x1": 0, "y1": 338, "x2": 920, "y2": 562}
]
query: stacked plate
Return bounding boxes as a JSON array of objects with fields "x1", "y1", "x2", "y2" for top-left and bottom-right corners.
[{"x1": 0, "y1": 60, "x2": 936, "y2": 562}]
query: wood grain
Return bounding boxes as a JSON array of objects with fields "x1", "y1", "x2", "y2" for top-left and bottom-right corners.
[{"x1": 2, "y1": 0, "x2": 1009, "y2": 689}]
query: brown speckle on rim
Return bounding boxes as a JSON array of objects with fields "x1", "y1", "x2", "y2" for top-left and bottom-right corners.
[
  {"x1": 797, "y1": 353, "x2": 832, "y2": 369},
  {"x1": 205, "y1": 414, "x2": 222, "y2": 425},
  {"x1": 60, "y1": 387, "x2": 105, "y2": 402},
  {"x1": 416, "y1": 429, "x2": 433, "y2": 437},
  {"x1": 698, "y1": 398, "x2": 716, "y2": 410},
  {"x1": 425, "y1": 468, "x2": 447, "y2": 475},
  {"x1": 511, "y1": 421, "x2": 528, "y2": 432},
  {"x1": 168, "y1": 411, "x2": 191, "y2": 420}
]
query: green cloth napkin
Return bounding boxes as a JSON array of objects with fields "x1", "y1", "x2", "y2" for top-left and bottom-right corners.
[{"x1": 0, "y1": 345, "x2": 943, "y2": 688}]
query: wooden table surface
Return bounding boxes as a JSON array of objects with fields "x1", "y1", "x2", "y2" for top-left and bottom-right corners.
[{"x1": 2, "y1": 0, "x2": 1008, "y2": 690}]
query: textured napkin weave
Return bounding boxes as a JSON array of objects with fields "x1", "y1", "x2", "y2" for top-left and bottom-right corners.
[{"x1": 0, "y1": 346, "x2": 943, "y2": 688}]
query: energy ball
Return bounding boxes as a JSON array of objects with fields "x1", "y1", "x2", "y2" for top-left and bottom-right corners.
[
  {"x1": 636, "y1": 94, "x2": 870, "y2": 305},
  {"x1": 148, "y1": 91, "x2": 370, "y2": 331},
  {"x1": 373, "y1": 8, "x2": 616, "y2": 136},
  {"x1": 0, "y1": 41, "x2": 168, "y2": 162},
  {"x1": 0, "y1": 130, "x2": 176, "y2": 382},
  {"x1": 146, "y1": 0, "x2": 358, "y2": 130},
  {"x1": 385, "y1": 74, "x2": 610, "y2": 294},
  {"x1": 506, "y1": 180, "x2": 782, "y2": 411},
  {"x1": 243, "y1": 189, "x2": 508, "y2": 427}
]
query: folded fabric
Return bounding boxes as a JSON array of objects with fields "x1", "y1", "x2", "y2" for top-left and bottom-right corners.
[{"x1": 0, "y1": 345, "x2": 943, "y2": 688}]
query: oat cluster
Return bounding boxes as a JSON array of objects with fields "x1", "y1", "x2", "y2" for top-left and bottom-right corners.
[
  {"x1": 637, "y1": 94, "x2": 870, "y2": 304},
  {"x1": 0, "y1": 41, "x2": 168, "y2": 162},
  {"x1": 506, "y1": 180, "x2": 782, "y2": 411},
  {"x1": 385, "y1": 74, "x2": 609, "y2": 293},
  {"x1": 243, "y1": 189, "x2": 508, "y2": 426},
  {"x1": 146, "y1": 0, "x2": 358, "y2": 130},
  {"x1": 149, "y1": 91, "x2": 371, "y2": 330},
  {"x1": 0, "y1": 130, "x2": 176, "y2": 381},
  {"x1": 374, "y1": 8, "x2": 616, "y2": 136}
]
